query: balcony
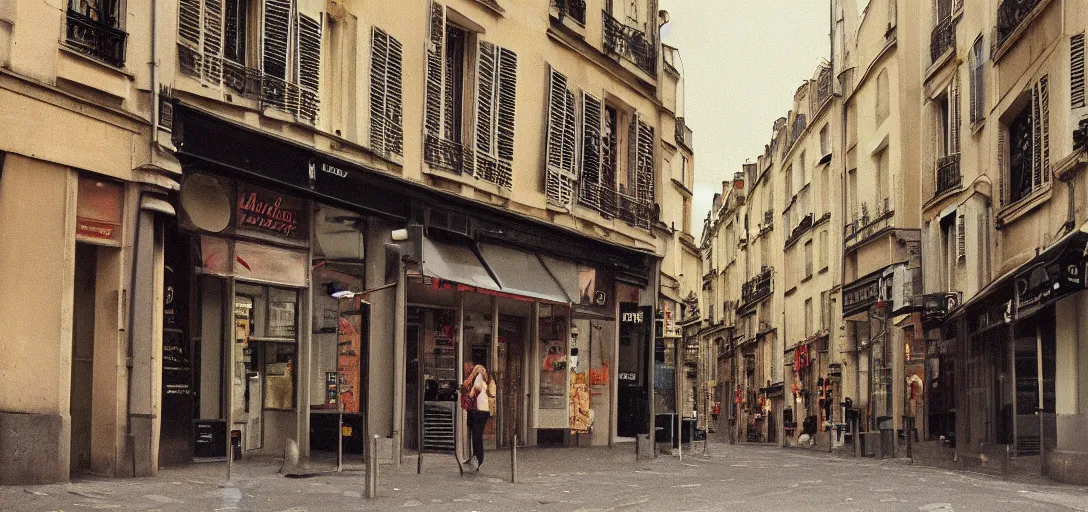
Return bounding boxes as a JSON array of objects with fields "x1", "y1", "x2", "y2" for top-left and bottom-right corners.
[
  {"x1": 784, "y1": 212, "x2": 815, "y2": 248},
  {"x1": 602, "y1": 11, "x2": 656, "y2": 76},
  {"x1": 935, "y1": 153, "x2": 962, "y2": 196},
  {"x1": 844, "y1": 199, "x2": 893, "y2": 252},
  {"x1": 995, "y1": 0, "x2": 1043, "y2": 52},
  {"x1": 675, "y1": 117, "x2": 693, "y2": 152},
  {"x1": 812, "y1": 65, "x2": 833, "y2": 112},
  {"x1": 550, "y1": 0, "x2": 586, "y2": 25},
  {"x1": 578, "y1": 182, "x2": 655, "y2": 230},
  {"x1": 740, "y1": 266, "x2": 773, "y2": 308},
  {"x1": 65, "y1": 9, "x2": 127, "y2": 67},
  {"x1": 424, "y1": 134, "x2": 468, "y2": 174},
  {"x1": 930, "y1": 17, "x2": 955, "y2": 63}
]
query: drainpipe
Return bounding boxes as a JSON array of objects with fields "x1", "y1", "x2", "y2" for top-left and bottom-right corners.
[{"x1": 125, "y1": 191, "x2": 148, "y2": 477}]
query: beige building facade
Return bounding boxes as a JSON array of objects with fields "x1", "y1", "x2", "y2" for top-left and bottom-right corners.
[{"x1": 1, "y1": 0, "x2": 701, "y2": 484}]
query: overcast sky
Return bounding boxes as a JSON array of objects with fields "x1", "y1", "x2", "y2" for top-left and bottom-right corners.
[{"x1": 659, "y1": 1, "x2": 832, "y2": 239}]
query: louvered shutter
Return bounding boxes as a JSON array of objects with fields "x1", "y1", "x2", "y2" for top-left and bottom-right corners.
[
  {"x1": 178, "y1": 0, "x2": 203, "y2": 76},
  {"x1": 296, "y1": 12, "x2": 323, "y2": 124},
  {"x1": 579, "y1": 92, "x2": 603, "y2": 208},
  {"x1": 1073, "y1": 33, "x2": 1086, "y2": 109},
  {"x1": 262, "y1": 0, "x2": 292, "y2": 112},
  {"x1": 998, "y1": 130, "x2": 1007, "y2": 205},
  {"x1": 202, "y1": 0, "x2": 224, "y2": 85},
  {"x1": 474, "y1": 41, "x2": 517, "y2": 189},
  {"x1": 370, "y1": 28, "x2": 404, "y2": 157},
  {"x1": 370, "y1": 28, "x2": 390, "y2": 157},
  {"x1": 627, "y1": 112, "x2": 639, "y2": 192},
  {"x1": 951, "y1": 76, "x2": 961, "y2": 154},
  {"x1": 636, "y1": 119, "x2": 655, "y2": 203},
  {"x1": 425, "y1": 1, "x2": 445, "y2": 138},
  {"x1": 494, "y1": 47, "x2": 518, "y2": 188},
  {"x1": 545, "y1": 67, "x2": 574, "y2": 208},
  {"x1": 475, "y1": 41, "x2": 496, "y2": 157},
  {"x1": 1039, "y1": 76, "x2": 1050, "y2": 185},
  {"x1": 956, "y1": 213, "x2": 966, "y2": 262}
]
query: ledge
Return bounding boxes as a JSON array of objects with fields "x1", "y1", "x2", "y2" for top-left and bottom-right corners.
[
  {"x1": 992, "y1": 0, "x2": 1054, "y2": 63},
  {"x1": 996, "y1": 182, "x2": 1052, "y2": 228}
]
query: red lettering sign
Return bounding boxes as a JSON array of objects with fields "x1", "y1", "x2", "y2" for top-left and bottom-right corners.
[
  {"x1": 76, "y1": 218, "x2": 119, "y2": 242},
  {"x1": 235, "y1": 184, "x2": 306, "y2": 240}
]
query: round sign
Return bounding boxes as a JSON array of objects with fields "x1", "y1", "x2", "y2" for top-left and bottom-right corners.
[{"x1": 180, "y1": 173, "x2": 231, "y2": 233}]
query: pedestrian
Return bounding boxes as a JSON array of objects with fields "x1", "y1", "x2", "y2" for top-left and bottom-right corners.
[
  {"x1": 462, "y1": 364, "x2": 494, "y2": 472},
  {"x1": 460, "y1": 362, "x2": 477, "y2": 466}
]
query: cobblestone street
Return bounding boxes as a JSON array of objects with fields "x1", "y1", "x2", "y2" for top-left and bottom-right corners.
[{"x1": 5, "y1": 438, "x2": 1088, "y2": 511}]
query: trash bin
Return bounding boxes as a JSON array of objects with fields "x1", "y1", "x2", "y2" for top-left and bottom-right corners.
[
  {"x1": 876, "y1": 416, "x2": 894, "y2": 459},
  {"x1": 230, "y1": 429, "x2": 242, "y2": 461}
]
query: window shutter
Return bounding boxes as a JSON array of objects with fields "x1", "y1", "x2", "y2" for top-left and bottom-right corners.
[
  {"x1": 627, "y1": 112, "x2": 639, "y2": 192},
  {"x1": 1072, "y1": 33, "x2": 1086, "y2": 109},
  {"x1": 202, "y1": 0, "x2": 224, "y2": 85},
  {"x1": 296, "y1": 12, "x2": 323, "y2": 125},
  {"x1": 998, "y1": 129, "x2": 1006, "y2": 205},
  {"x1": 370, "y1": 28, "x2": 404, "y2": 157},
  {"x1": 579, "y1": 92, "x2": 603, "y2": 208},
  {"x1": 179, "y1": 0, "x2": 202, "y2": 50},
  {"x1": 956, "y1": 213, "x2": 966, "y2": 262},
  {"x1": 475, "y1": 42, "x2": 517, "y2": 189},
  {"x1": 951, "y1": 76, "x2": 961, "y2": 154},
  {"x1": 262, "y1": 0, "x2": 292, "y2": 111},
  {"x1": 425, "y1": 1, "x2": 445, "y2": 138},
  {"x1": 495, "y1": 47, "x2": 518, "y2": 187},
  {"x1": 475, "y1": 41, "x2": 496, "y2": 157},
  {"x1": 636, "y1": 119, "x2": 655, "y2": 209},
  {"x1": 545, "y1": 67, "x2": 574, "y2": 208},
  {"x1": 1039, "y1": 75, "x2": 1050, "y2": 185}
]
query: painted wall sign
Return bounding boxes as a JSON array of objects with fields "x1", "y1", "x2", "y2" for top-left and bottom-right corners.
[
  {"x1": 76, "y1": 176, "x2": 123, "y2": 245},
  {"x1": 235, "y1": 184, "x2": 306, "y2": 240}
]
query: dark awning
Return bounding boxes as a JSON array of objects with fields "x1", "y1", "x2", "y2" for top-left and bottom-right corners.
[
  {"x1": 419, "y1": 237, "x2": 500, "y2": 290},
  {"x1": 478, "y1": 244, "x2": 570, "y2": 304}
]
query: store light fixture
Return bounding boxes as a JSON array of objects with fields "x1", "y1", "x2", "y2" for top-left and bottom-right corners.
[{"x1": 327, "y1": 283, "x2": 355, "y2": 299}]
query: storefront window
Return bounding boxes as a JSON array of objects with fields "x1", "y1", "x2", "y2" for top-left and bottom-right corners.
[{"x1": 234, "y1": 283, "x2": 299, "y2": 416}]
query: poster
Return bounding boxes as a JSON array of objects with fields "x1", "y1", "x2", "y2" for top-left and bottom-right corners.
[
  {"x1": 539, "y1": 337, "x2": 568, "y2": 410},
  {"x1": 337, "y1": 316, "x2": 361, "y2": 413},
  {"x1": 569, "y1": 371, "x2": 591, "y2": 432}
]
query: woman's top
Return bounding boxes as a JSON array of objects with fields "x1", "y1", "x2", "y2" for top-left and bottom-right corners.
[{"x1": 473, "y1": 373, "x2": 489, "y2": 412}]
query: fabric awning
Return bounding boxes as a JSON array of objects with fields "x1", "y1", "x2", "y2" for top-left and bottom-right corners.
[
  {"x1": 420, "y1": 237, "x2": 501, "y2": 290},
  {"x1": 539, "y1": 255, "x2": 580, "y2": 303},
  {"x1": 479, "y1": 244, "x2": 571, "y2": 304}
]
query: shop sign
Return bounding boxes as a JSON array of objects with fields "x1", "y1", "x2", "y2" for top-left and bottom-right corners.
[
  {"x1": 971, "y1": 299, "x2": 1013, "y2": 333},
  {"x1": 843, "y1": 278, "x2": 881, "y2": 317},
  {"x1": 76, "y1": 176, "x2": 123, "y2": 245},
  {"x1": 235, "y1": 183, "x2": 306, "y2": 240},
  {"x1": 621, "y1": 310, "x2": 645, "y2": 324},
  {"x1": 1014, "y1": 255, "x2": 1086, "y2": 320}
]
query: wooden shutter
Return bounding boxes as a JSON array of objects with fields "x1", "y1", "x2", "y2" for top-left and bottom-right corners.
[
  {"x1": 545, "y1": 68, "x2": 572, "y2": 208},
  {"x1": 997, "y1": 129, "x2": 1006, "y2": 205},
  {"x1": 370, "y1": 28, "x2": 404, "y2": 157},
  {"x1": 956, "y1": 213, "x2": 966, "y2": 262},
  {"x1": 579, "y1": 92, "x2": 603, "y2": 208},
  {"x1": 178, "y1": 0, "x2": 202, "y2": 50},
  {"x1": 475, "y1": 41, "x2": 516, "y2": 189},
  {"x1": 1072, "y1": 33, "x2": 1086, "y2": 109},
  {"x1": 261, "y1": 0, "x2": 292, "y2": 112},
  {"x1": 636, "y1": 119, "x2": 655, "y2": 204},
  {"x1": 1031, "y1": 76, "x2": 1050, "y2": 190},
  {"x1": 475, "y1": 41, "x2": 496, "y2": 157},
  {"x1": 495, "y1": 46, "x2": 518, "y2": 188},
  {"x1": 202, "y1": 0, "x2": 224, "y2": 85},
  {"x1": 951, "y1": 76, "x2": 961, "y2": 154},
  {"x1": 425, "y1": 1, "x2": 445, "y2": 138},
  {"x1": 296, "y1": 12, "x2": 323, "y2": 124}
]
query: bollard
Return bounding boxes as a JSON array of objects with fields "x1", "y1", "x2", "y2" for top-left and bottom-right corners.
[
  {"x1": 635, "y1": 432, "x2": 640, "y2": 461},
  {"x1": 510, "y1": 435, "x2": 518, "y2": 484},
  {"x1": 365, "y1": 435, "x2": 379, "y2": 499},
  {"x1": 906, "y1": 416, "x2": 913, "y2": 461},
  {"x1": 852, "y1": 418, "x2": 859, "y2": 458}
]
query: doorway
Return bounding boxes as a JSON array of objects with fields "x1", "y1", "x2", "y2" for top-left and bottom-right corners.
[
  {"x1": 70, "y1": 243, "x2": 97, "y2": 474},
  {"x1": 497, "y1": 315, "x2": 525, "y2": 447}
]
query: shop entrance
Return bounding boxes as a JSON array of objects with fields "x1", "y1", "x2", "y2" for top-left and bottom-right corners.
[
  {"x1": 617, "y1": 303, "x2": 650, "y2": 438},
  {"x1": 70, "y1": 243, "x2": 98, "y2": 473},
  {"x1": 496, "y1": 315, "x2": 525, "y2": 448}
]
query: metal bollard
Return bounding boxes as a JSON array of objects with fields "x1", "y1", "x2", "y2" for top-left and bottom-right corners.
[
  {"x1": 852, "y1": 418, "x2": 859, "y2": 458},
  {"x1": 510, "y1": 435, "x2": 518, "y2": 483},
  {"x1": 365, "y1": 435, "x2": 379, "y2": 499}
]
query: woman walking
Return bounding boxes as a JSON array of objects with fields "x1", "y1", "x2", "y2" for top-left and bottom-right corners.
[{"x1": 462, "y1": 364, "x2": 493, "y2": 472}]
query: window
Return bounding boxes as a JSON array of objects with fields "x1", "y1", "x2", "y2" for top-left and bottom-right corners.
[
  {"x1": 938, "y1": 78, "x2": 960, "y2": 157},
  {"x1": 66, "y1": 0, "x2": 126, "y2": 66},
  {"x1": 798, "y1": 151, "x2": 807, "y2": 188},
  {"x1": 969, "y1": 36, "x2": 985, "y2": 123},
  {"x1": 819, "y1": 124, "x2": 830, "y2": 156},
  {"x1": 939, "y1": 214, "x2": 955, "y2": 290},
  {"x1": 1073, "y1": 33, "x2": 1086, "y2": 109},
  {"x1": 874, "y1": 148, "x2": 889, "y2": 207},
  {"x1": 784, "y1": 165, "x2": 793, "y2": 200},
  {"x1": 369, "y1": 27, "x2": 404, "y2": 158},
  {"x1": 804, "y1": 240, "x2": 813, "y2": 278},
  {"x1": 819, "y1": 165, "x2": 830, "y2": 216},
  {"x1": 223, "y1": 0, "x2": 249, "y2": 64},
  {"x1": 681, "y1": 155, "x2": 688, "y2": 184},
  {"x1": 847, "y1": 168, "x2": 858, "y2": 221},
  {"x1": 818, "y1": 228, "x2": 829, "y2": 269},
  {"x1": 545, "y1": 66, "x2": 578, "y2": 209},
  {"x1": 819, "y1": 291, "x2": 829, "y2": 331},
  {"x1": 178, "y1": 0, "x2": 323, "y2": 123},
  {"x1": 1005, "y1": 76, "x2": 1050, "y2": 204},
  {"x1": 804, "y1": 298, "x2": 813, "y2": 336},
  {"x1": 875, "y1": 69, "x2": 890, "y2": 124}
]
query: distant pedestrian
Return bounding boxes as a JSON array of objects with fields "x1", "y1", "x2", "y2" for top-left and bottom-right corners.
[{"x1": 462, "y1": 364, "x2": 494, "y2": 471}]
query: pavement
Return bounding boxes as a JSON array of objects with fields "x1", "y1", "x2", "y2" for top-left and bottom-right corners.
[{"x1": 4, "y1": 436, "x2": 1088, "y2": 511}]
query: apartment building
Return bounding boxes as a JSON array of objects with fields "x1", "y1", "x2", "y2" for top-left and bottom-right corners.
[
  {"x1": 916, "y1": 0, "x2": 1088, "y2": 485},
  {"x1": 0, "y1": 0, "x2": 700, "y2": 484}
]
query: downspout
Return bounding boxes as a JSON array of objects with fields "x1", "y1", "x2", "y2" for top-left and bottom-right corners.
[
  {"x1": 150, "y1": 0, "x2": 161, "y2": 146},
  {"x1": 125, "y1": 191, "x2": 147, "y2": 477}
]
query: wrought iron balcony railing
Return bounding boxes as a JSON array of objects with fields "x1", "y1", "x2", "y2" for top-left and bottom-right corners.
[
  {"x1": 675, "y1": 117, "x2": 693, "y2": 151},
  {"x1": 424, "y1": 134, "x2": 468, "y2": 174},
  {"x1": 740, "y1": 266, "x2": 773, "y2": 307},
  {"x1": 844, "y1": 199, "x2": 893, "y2": 252},
  {"x1": 550, "y1": 0, "x2": 586, "y2": 25},
  {"x1": 65, "y1": 9, "x2": 127, "y2": 67},
  {"x1": 996, "y1": 0, "x2": 1043, "y2": 51},
  {"x1": 602, "y1": 11, "x2": 656, "y2": 76},
  {"x1": 812, "y1": 65, "x2": 833, "y2": 112},
  {"x1": 931, "y1": 17, "x2": 955, "y2": 62},
  {"x1": 935, "y1": 153, "x2": 962, "y2": 195},
  {"x1": 578, "y1": 182, "x2": 654, "y2": 230}
]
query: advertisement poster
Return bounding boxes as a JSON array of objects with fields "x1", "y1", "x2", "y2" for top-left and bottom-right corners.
[
  {"x1": 337, "y1": 316, "x2": 361, "y2": 413},
  {"x1": 539, "y1": 337, "x2": 568, "y2": 410},
  {"x1": 569, "y1": 371, "x2": 591, "y2": 432}
]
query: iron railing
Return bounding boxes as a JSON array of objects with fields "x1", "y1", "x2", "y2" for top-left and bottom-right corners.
[
  {"x1": 65, "y1": 9, "x2": 126, "y2": 67},
  {"x1": 996, "y1": 0, "x2": 1042, "y2": 51},
  {"x1": 424, "y1": 134, "x2": 468, "y2": 174},
  {"x1": 602, "y1": 11, "x2": 656, "y2": 75},
  {"x1": 550, "y1": 0, "x2": 586, "y2": 25},
  {"x1": 935, "y1": 153, "x2": 962, "y2": 195},
  {"x1": 844, "y1": 199, "x2": 893, "y2": 252},
  {"x1": 785, "y1": 212, "x2": 816, "y2": 248},
  {"x1": 675, "y1": 117, "x2": 693, "y2": 151},
  {"x1": 741, "y1": 267, "x2": 773, "y2": 307},
  {"x1": 578, "y1": 182, "x2": 654, "y2": 230},
  {"x1": 813, "y1": 65, "x2": 833, "y2": 112},
  {"x1": 931, "y1": 17, "x2": 955, "y2": 62}
]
